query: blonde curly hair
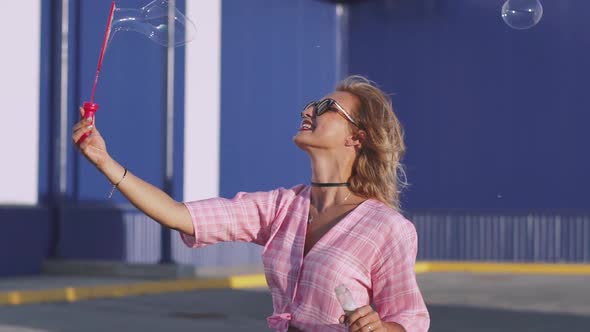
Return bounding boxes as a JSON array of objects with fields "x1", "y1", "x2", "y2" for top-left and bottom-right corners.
[{"x1": 337, "y1": 75, "x2": 407, "y2": 211}]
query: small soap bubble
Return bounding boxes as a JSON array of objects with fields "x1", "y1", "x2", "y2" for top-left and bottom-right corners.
[{"x1": 501, "y1": 0, "x2": 543, "y2": 30}]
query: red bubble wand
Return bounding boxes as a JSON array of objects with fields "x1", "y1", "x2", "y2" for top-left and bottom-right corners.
[{"x1": 78, "y1": 1, "x2": 116, "y2": 144}]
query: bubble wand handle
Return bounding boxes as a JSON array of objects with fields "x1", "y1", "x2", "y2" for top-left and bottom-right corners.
[
  {"x1": 78, "y1": 102, "x2": 99, "y2": 144},
  {"x1": 79, "y1": 1, "x2": 116, "y2": 144}
]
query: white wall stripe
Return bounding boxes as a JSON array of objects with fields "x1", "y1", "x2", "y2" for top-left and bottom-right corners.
[
  {"x1": 183, "y1": 0, "x2": 221, "y2": 201},
  {"x1": 59, "y1": 0, "x2": 69, "y2": 194},
  {"x1": 0, "y1": 2, "x2": 41, "y2": 204}
]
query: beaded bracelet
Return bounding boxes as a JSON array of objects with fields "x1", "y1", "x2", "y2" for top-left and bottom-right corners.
[{"x1": 108, "y1": 167, "x2": 128, "y2": 199}]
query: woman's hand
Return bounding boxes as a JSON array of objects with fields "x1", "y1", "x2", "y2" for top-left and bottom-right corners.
[
  {"x1": 72, "y1": 107, "x2": 109, "y2": 169},
  {"x1": 339, "y1": 305, "x2": 389, "y2": 332}
]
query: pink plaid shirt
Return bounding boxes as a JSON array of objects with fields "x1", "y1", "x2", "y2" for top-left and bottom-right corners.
[{"x1": 181, "y1": 185, "x2": 430, "y2": 331}]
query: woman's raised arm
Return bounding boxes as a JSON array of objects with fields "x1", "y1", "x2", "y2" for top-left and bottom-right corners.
[{"x1": 72, "y1": 107, "x2": 193, "y2": 235}]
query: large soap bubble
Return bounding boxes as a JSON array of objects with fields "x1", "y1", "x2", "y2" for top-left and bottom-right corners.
[
  {"x1": 501, "y1": 0, "x2": 543, "y2": 30},
  {"x1": 78, "y1": 0, "x2": 196, "y2": 144},
  {"x1": 109, "y1": 0, "x2": 197, "y2": 47}
]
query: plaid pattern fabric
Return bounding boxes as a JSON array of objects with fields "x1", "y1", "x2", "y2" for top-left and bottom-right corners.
[{"x1": 181, "y1": 185, "x2": 430, "y2": 332}]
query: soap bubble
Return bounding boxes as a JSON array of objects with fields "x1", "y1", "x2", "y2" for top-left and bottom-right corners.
[
  {"x1": 109, "y1": 0, "x2": 197, "y2": 47},
  {"x1": 501, "y1": 0, "x2": 543, "y2": 30}
]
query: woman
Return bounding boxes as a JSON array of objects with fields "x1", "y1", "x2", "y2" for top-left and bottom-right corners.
[{"x1": 73, "y1": 75, "x2": 430, "y2": 332}]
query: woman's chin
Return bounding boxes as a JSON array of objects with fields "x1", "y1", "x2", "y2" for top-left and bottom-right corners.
[
  {"x1": 293, "y1": 133, "x2": 316, "y2": 150},
  {"x1": 293, "y1": 135, "x2": 328, "y2": 153},
  {"x1": 293, "y1": 134, "x2": 308, "y2": 148}
]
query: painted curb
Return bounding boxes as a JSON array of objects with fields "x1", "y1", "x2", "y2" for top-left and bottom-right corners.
[
  {"x1": 415, "y1": 262, "x2": 590, "y2": 275},
  {"x1": 0, "y1": 274, "x2": 266, "y2": 306}
]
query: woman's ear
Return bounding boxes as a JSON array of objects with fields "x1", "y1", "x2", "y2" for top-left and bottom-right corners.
[{"x1": 345, "y1": 130, "x2": 366, "y2": 149}]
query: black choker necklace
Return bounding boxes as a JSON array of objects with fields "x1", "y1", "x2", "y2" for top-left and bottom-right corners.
[{"x1": 311, "y1": 182, "x2": 349, "y2": 187}]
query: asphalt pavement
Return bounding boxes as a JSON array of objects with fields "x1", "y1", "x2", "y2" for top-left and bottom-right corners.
[{"x1": 0, "y1": 272, "x2": 589, "y2": 331}]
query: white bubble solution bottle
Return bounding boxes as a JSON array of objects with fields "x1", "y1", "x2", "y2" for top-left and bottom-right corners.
[{"x1": 334, "y1": 284, "x2": 358, "y2": 326}]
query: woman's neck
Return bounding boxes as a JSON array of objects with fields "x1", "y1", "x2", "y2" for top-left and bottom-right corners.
[{"x1": 309, "y1": 153, "x2": 355, "y2": 212}]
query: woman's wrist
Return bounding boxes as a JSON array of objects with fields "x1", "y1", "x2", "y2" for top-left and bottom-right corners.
[
  {"x1": 96, "y1": 154, "x2": 114, "y2": 173},
  {"x1": 97, "y1": 156, "x2": 124, "y2": 185}
]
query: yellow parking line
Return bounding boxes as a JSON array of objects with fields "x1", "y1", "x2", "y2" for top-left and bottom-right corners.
[{"x1": 228, "y1": 274, "x2": 268, "y2": 289}]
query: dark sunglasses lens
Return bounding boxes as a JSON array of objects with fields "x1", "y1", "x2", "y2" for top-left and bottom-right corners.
[
  {"x1": 316, "y1": 99, "x2": 334, "y2": 116},
  {"x1": 303, "y1": 101, "x2": 315, "y2": 111}
]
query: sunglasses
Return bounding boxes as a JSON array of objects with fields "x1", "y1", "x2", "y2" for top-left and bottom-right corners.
[{"x1": 302, "y1": 98, "x2": 360, "y2": 127}]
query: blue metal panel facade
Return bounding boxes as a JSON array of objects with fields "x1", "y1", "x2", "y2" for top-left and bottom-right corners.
[{"x1": 411, "y1": 212, "x2": 590, "y2": 262}]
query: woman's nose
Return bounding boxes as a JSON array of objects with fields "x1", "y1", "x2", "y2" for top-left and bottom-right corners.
[{"x1": 301, "y1": 107, "x2": 314, "y2": 119}]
